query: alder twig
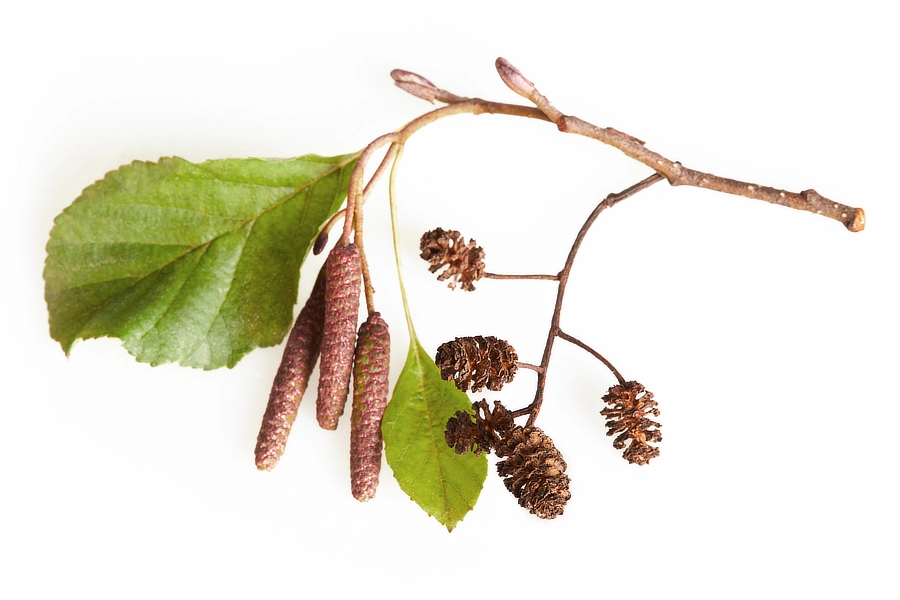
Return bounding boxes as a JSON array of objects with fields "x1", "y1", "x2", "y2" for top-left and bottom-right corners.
[
  {"x1": 493, "y1": 57, "x2": 865, "y2": 232},
  {"x1": 388, "y1": 58, "x2": 865, "y2": 232},
  {"x1": 483, "y1": 272, "x2": 560, "y2": 281}
]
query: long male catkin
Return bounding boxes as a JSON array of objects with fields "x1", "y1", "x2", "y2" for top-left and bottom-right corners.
[
  {"x1": 316, "y1": 243, "x2": 362, "y2": 430},
  {"x1": 350, "y1": 312, "x2": 391, "y2": 501},
  {"x1": 254, "y1": 267, "x2": 327, "y2": 470}
]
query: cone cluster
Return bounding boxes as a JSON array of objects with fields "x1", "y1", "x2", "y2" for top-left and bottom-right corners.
[
  {"x1": 435, "y1": 336, "x2": 518, "y2": 393},
  {"x1": 445, "y1": 400, "x2": 570, "y2": 519},
  {"x1": 419, "y1": 228, "x2": 485, "y2": 291}
]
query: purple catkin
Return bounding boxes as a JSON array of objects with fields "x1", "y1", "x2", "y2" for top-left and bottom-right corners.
[
  {"x1": 316, "y1": 243, "x2": 362, "y2": 430},
  {"x1": 254, "y1": 267, "x2": 327, "y2": 471},
  {"x1": 350, "y1": 313, "x2": 391, "y2": 501}
]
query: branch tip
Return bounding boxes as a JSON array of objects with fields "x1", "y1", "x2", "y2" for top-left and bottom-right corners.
[{"x1": 849, "y1": 208, "x2": 866, "y2": 232}]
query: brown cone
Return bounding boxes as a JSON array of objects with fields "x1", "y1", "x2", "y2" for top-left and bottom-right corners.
[
  {"x1": 419, "y1": 228, "x2": 485, "y2": 291},
  {"x1": 435, "y1": 336, "x2": 518, "y2": 392},
  {"x1": 496, "y1": 426, "x2": 571, "y2": 520},
  {"x1": 601, "y1": 381, "x2": 662, "y2": 465}
]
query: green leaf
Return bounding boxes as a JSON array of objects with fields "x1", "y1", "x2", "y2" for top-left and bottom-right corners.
[
  {"x1": 382, "y1": 335, "x2": 487, "y2": 531},
  {"x1": 44, "y1": 153, "x2": 358, "y2": 369}
]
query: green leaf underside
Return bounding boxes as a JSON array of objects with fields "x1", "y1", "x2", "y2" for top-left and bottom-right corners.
[
  {"x1": 382, "y1": 336, "x2": 487, "y2": 531},
  {"x1": 45, "y1": 153, "x2": 358, "y2": 369}
]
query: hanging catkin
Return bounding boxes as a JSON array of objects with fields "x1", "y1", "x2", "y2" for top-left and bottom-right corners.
[
  {"x1": 254, "y1": 266, "x2": 327, "y2": 471},
  {"x1": 316, "y1": 243, "x2": 362, "y2": 430},
  {"x1": 350, "y1": 312, "x2": 391, "y2": 501}
]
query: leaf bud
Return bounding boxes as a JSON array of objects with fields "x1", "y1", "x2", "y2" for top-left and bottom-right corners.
[
  {"x1": 495, "y1": 57, "x2": 535, "y2": 99},
  {"x1": 391, "y1": 69, "x2": 439, "y2": 103},
  {"x1": 313, "y1": 231, "x2": 328, "y2": 255}
]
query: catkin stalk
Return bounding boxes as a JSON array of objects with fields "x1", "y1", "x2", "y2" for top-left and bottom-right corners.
[
  {"x1": 350, "y1": 313, "x2": 391, "y2": 501},
  {"x1": 255, "y1": 267, "x2": 327, "y2": 471},
  {"x1": 316, "y1": 243, "x2": 362, "y2": 430}
]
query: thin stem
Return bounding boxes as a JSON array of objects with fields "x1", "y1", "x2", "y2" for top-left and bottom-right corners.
[
  {"x1": 483, "y1": 272, "x2": 560, "y2": 281},
  {"x1": 353, "y1": 200, "x2": 375, "y2": 315},
  {"x1": 387, "y1": 144, "x2": 417, "y2": 338},
  {"x1": 354, "y1": 143, "x2": 401, "y2": 316},
  {"x1": 343, "y1": 133, "x2": 401, "y2": 244},
  {"x1": 557, "y1": 330, "x2": 625, "y2": 385},
  {"x1": 516, "y1": 362, "x2": 544, "y2": 373},
  {"x1": 525, "y1": 173, "x2": 664, "y2": 427}
]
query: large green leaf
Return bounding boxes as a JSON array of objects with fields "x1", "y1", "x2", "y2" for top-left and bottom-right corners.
[
  {"x1": 45, "y1": 153, "x2": 358, "y2": 369},
  {"x1": 382, "y1": 335, "x2": 487, "y2": 531}
]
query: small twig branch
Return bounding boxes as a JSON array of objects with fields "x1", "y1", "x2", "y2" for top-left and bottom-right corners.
[
  {"x1": 525, "y1": 173, "x2": 665, "y2": 427},
  {"x1": 555, "y1": 115, "x2": 865, "y2": 231},
  {"x1": 516, "y1": 362, "x2": 544, "y2": 373},
  {"x1": 557, "y1": 330, "x2": 625, "y2": 385},
  {"x1": 483, "y1": 272, "x2": 560, "y2": 281}
]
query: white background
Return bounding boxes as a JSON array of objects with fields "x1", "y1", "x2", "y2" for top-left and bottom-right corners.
[{"x1": 3, "y1": 1, "x2": 898, "y2": 598}]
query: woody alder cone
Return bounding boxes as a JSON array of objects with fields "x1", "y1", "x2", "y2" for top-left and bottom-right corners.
[
  {"x1": 496, "y1": 425, "x2": 571, "y2": 520},
  {"x1": 350, "y1": 313, "x2": 391, "y2": 502},
  {"x1": 317, "y1": 243, "x2": 362, "y2": 430},
  {"x1": 445, "y1": 399, "x2": 515, "y2": 455},
  {"x1": 601, "y1": 381, "x2": 662, "y2": 465},
  {"x1": 435, "y1": 336, "x2": 518, "y2": 392},
  {"x1": 419, "y1": 228, "x2": 485, "y2": 291},
  {"x1": 255, "y1": 266, "x2": 327, "y2": 470}
]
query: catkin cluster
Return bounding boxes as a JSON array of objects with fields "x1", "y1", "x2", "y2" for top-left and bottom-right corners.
[{"x1": 255, "y1": 242, "x2": 390, "y2": 501}]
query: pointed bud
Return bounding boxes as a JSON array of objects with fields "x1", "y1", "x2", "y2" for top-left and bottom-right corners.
[
  {"x1": 313, "y1": 231, "x2": 328, "y2": 255},
  {"x1": 391, "y1": 69, "x2": 439, "y2": 103},
  {"x1": 255, "y1": 267, "x2": 327, "y2": 470},
  {"x1": 316, "y1": 243, "x2": 362, "y2": 430},
  {"x1": 350, "y1": 313, "x2": 391, "y2": 501},
  {"x1": 495, "y1": 57, "x2": 535, "y2": 99}
]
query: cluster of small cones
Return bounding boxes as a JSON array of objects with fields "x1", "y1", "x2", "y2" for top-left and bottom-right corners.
[{"x1": 446, "y1": 400, "x2": 571, "y2": 520}]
